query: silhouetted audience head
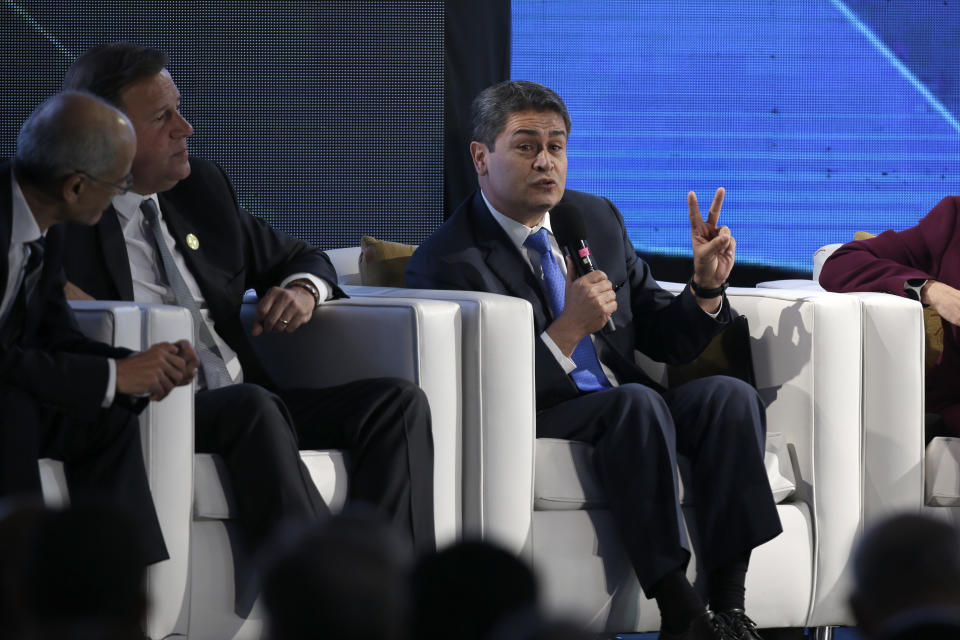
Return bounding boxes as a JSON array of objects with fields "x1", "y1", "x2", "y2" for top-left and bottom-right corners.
[
  {"x1": 262, "y1": 511, "x2": 410, "y2": 640},
  {"x1": 411, "y1": 540, "x2": 540, "y2": 640},
  {"x1": 850, "y1": 513, "x2": 960, "y2": 639},
  {"x1": 0, "y1": 501, "x2": 148, "y2": 640},
  {"x1": 0, "y1": 499, "x2": 48, "y2": 637}
]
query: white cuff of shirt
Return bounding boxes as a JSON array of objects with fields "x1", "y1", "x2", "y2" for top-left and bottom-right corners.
[
  {"x1": 281, "y1": 272, "x2": 332, "y2": 304},
  {"x1": 103, "y1": 358, "x2": 117, "y2": 408},
  {"x1": 703, "y1": 304, "x2": 722, "y2": 320},
  {"x1": 539, "y1": 331, "x2": 578, "y2": 374}
]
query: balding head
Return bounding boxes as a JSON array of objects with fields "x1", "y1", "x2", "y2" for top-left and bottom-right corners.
[
  {"x1": 14, "y1": 92, "x2": 136, "y2": 228},
  {"x1": 14, "y1": 91, "x2": 135, "y2": 192}
]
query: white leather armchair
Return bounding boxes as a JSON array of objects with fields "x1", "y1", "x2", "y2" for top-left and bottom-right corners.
[
  {"x1": 47, "y1": 294, "x2": 462, "y2": 640},
  {"x1": 325, "y1": 247, "x2": 871, "y2": 633},
  {"x1": 184, "y1": 294, "x2": 462, "y2": 640},
  {"x1": 42, "y1": 301, "x2": 195, "y2": 640}
]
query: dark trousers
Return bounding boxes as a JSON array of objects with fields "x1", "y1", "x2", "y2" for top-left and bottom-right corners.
[
  {"x1": 536, "y1": 375, "x2": 782, "y2": 594},
  {"x1": 195, "y1": 377, "x2": 435, "y2": 554},
  {"x1": 195, "y1": 384, "x2": 328, "y2": 552},
  {"x1": 0, "y1": 386, "x2": 168, "y2": 564}
]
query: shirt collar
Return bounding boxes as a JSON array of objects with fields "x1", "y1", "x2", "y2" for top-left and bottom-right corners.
[
  {"x1": 10, "y1": 172, "x2": 44, "y2": 244},
  {"x1": 480, "y1": 190, "x2": 554, "y2": 256},
  {"x1": 113, "y1": 190, "x2": 161, "y2": 222}
]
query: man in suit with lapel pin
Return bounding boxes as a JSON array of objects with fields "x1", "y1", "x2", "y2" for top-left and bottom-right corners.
[
  {"x1": 1, "y1": 91, "x2": 200, "y2": 565},
  {"x1": 407, "y1": 81, "x2": 781, "y2": 640},
  {"x1": 60, "y1": 43, "x2": 435, "y2": 560}
]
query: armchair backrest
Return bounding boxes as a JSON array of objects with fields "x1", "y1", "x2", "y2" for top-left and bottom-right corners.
[{"x1": 325, "y1": 247, "x2": 363, "y2": 285}]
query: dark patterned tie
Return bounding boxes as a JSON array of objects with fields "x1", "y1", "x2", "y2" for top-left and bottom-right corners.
[
  {"x1": 20, "y1": 238, "x2": 44, "y2": 303},
  {"x1": 524, "y1": 228, "x2": 611, "y2": 391},
  {"x1": 3, "y1": 238, "x2": 45, "y2": 345},
  {"x1": 139, "y1": 198, "x2": 232, "y2": 389}
]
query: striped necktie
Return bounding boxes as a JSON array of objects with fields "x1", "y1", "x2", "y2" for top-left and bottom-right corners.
[{"x1": 524, "y1": 228, "x2": 611, "y2": 392}]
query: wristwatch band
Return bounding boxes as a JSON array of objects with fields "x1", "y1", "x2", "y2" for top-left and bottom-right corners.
[
  {"x1": 287, "y1": 278, "x2": 322, "y2": 308},
  {"x1": 903, "y1": 278, "x2": 928, "y2": 302},
  {"x1": 688, "y1": 276, "x2": 728, "y2": 299}
]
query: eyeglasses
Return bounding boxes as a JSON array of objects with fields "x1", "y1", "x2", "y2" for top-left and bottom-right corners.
[{"x1": 76, "y1": 170, "x2": 135, "y2": 195}]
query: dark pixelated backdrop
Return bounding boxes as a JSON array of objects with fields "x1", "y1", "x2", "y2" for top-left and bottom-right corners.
[{"x1": 0, "y1": 1, "x2": 445, "y2": 249}]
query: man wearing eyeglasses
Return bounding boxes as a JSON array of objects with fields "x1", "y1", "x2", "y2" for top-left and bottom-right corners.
[
  {"x1": 60, "y1": 43, "x2": 436, "y2": 565},
  {"x1": 0, "y1": 91, "x2": 200, "y2": 566}
]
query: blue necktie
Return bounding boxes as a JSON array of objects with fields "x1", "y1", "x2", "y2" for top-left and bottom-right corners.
[{"x1": 523, "y1": 228, "x2": 611, "y2": 392}]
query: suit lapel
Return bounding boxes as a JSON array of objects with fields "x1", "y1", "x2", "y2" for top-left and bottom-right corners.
[
  {"x1": 0, "y1": 168, "x2": 12, "y2": 304},
  {"x1": 96, "y1": 206, "x2": 135, "y2": 300},
  {"x1": 156, "y1": 194, "x2": 215, "y2": 302},
  {"x1": 468, "y1": 193, "x2": 553, "y2": 330}
]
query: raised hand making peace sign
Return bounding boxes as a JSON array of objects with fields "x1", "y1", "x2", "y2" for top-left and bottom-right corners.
[{"x1": 688, "y1": 187, "x2": 735, "y2": 298}]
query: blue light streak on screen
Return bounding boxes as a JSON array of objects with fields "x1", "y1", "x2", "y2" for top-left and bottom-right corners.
[{"x1": 511, "y1": 1, "x2": 960, "y2": 270}]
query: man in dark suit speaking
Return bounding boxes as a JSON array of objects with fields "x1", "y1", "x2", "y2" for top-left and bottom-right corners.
[
  {"x1": 1, "y1": 91, "x2": 200, "y2": 565},
  {"x1": 406, "y1": 81, "x2": 781, "y2": 640},
  {"x1": 60, "y1": 43, "x2": 435, "y2": 558}
]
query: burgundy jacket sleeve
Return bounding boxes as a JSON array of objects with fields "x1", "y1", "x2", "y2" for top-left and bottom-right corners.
[{"x1": 819, "y1": 196, "x2": 960, "y2": 297}]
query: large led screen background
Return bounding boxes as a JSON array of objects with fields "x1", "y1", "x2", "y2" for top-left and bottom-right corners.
[
  {"x1": 0, "y1": 1, "x2": 445, "y2": 249},
  {"x1": 512, "y1": 1, "x2": 960, "y2": 271}
]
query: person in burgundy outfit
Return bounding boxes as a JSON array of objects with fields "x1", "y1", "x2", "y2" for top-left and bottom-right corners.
[{"x1": 819, "y1": 196, "x2": 960, "y2": 438}]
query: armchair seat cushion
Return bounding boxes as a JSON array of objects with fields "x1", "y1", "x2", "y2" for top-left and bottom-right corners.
[
  {"x1": 534, "y1": 439, "x2": 607, "y2": 511},
  {"x1": 194, "y1": 450, "x2": 349, "y2": 519},
  {"x1": 534, "y1": 432, "x2": 795, "y2": 512}
]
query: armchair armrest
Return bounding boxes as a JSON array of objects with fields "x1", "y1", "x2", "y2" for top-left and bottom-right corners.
[
  {"x1": 239, "y1": 294, "x2": 463, "y2": 545},
  {"x1": 68, "y1": 300, "x2": 194, "y2": 639},
  {"x1": 718, "y1": 287, "x2": 865, "y2": 625},
  {"x1": 850, "y1": 292, "x2": 925, "y2": 518},
  {"x1": 342, "y1": 285, "x2": 537, "y2": 558},
  {"x1": 757, "y1": 279, "x2": 825, "y2": 292}
]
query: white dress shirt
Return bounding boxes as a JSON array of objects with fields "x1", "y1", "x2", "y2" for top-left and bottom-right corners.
[
  {"x1": 111, "y1": 191, "x2": 331, "y2": 386},
  {"x1": 7, "y1": 173, "x2": 116, "y2": 406}
]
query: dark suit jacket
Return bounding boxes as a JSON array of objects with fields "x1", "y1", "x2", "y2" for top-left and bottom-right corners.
[
  {"x1": 62, "y1": 157, "x2": 344, "y2": 390},
  {"x1": 0, "y1": 163, "x2": 129, "y2": 420},
  {"x1": 406, "y1": 189, "x2": 730, "y2": 410},
  {"x1": 820, "y1": 195, "x2": 960, "y2": 424}
]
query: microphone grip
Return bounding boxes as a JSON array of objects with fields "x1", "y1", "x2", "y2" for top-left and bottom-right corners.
[{"x1": 562, "y1": 244, "x2": 617, "y2": 334}]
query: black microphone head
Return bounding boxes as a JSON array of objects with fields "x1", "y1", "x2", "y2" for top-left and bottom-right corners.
[{"x1": 550, "y1": 201, "x2": 587, "y2": 247}]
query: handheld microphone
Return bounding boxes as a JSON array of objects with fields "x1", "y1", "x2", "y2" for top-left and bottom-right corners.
[{"x1": 551, "y1": 201, "x2": 616, "y2": 334}]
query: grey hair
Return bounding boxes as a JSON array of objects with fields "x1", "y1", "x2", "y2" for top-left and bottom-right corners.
[
  {"x1": 13, "y1": 91, "x2": 126, "y2": 191},
  {"x1": 471, "y1": 80, "x2": 571, "y2": 150}
]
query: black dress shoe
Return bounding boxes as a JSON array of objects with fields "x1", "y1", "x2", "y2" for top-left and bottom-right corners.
[
  {"x1": 659, "y1": 611, "x2": 721, "y2": 640},
  {"x1": 712, "y1": 609, "x2": 764, "y2": 640}
]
